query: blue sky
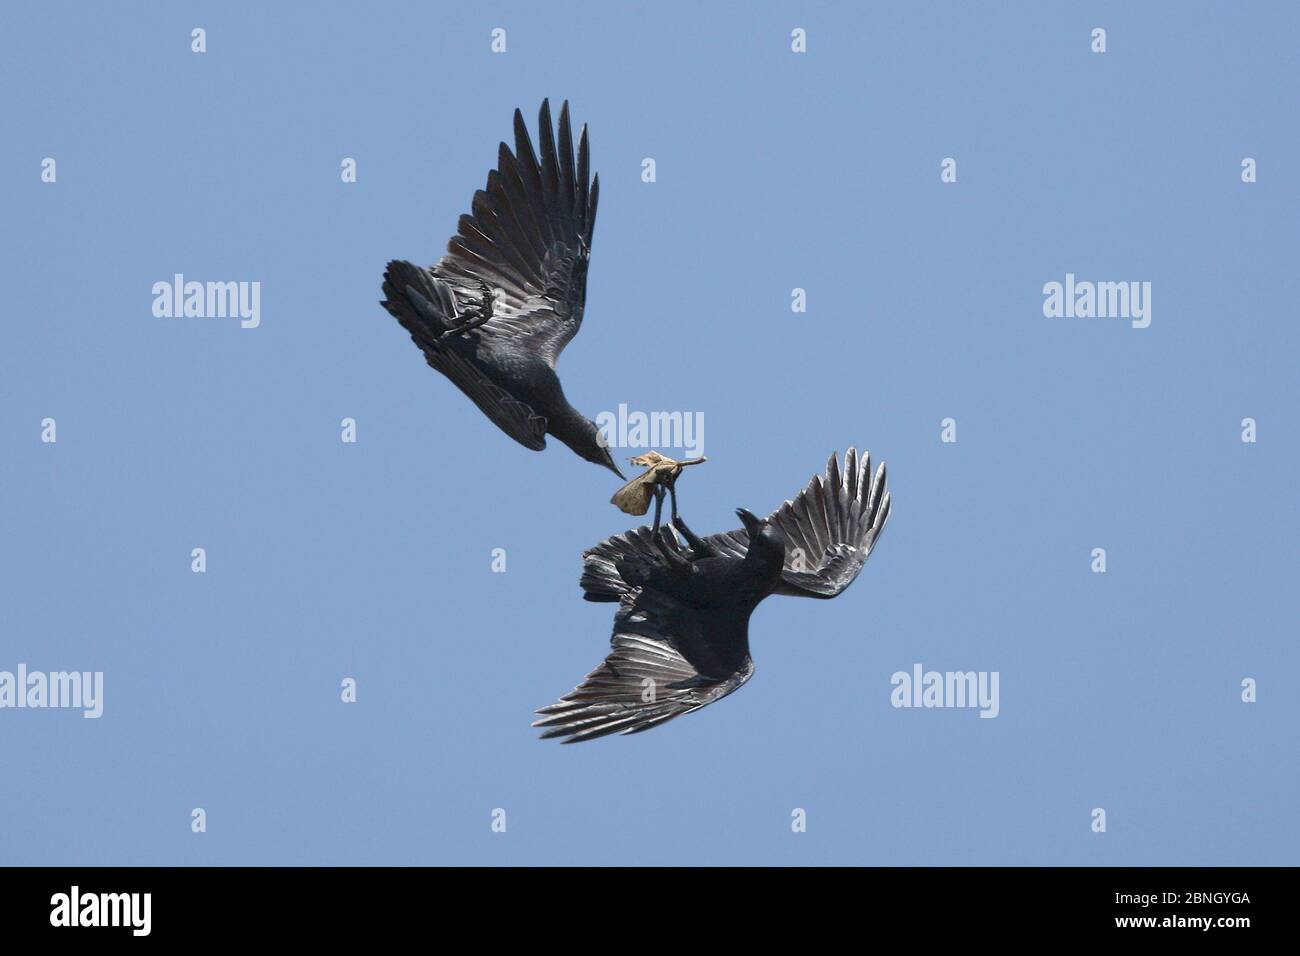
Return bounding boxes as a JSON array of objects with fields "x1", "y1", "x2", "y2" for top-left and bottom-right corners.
[{"x1": 1, "y1": 1, "x2": 1296, "y2": 865}]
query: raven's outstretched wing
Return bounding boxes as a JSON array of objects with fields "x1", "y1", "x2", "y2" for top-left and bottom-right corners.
[
  {"x1": 704, "y1": 448, "x2": 891, "y2": 598},
  {"x1": 430, "y1": 98, "x2": 598, "y2": 368},
  {"x1": 536, "y1": 540, "x2": 754, "y2": 744}
]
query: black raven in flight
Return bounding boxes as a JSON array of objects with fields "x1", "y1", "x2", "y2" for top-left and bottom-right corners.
[
  {"x1": 380, "y1": 100, "x2": 622, "y2": 478},
  {"x1": 535, "y1": 448, "x2": 892, "y2": 743}
]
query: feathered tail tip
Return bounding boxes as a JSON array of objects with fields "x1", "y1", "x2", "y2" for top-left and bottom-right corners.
[
  {"x1": 578, "y1": 550, "x2": 625, "y2": 603},
  {"x1": 578, "y1": 526, "x2": 677, "y2": 602},
  {"x1": 379, "y1": 260, "x2": 460, "y2": 340}
]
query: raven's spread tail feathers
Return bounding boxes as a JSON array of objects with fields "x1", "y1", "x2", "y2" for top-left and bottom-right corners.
[
  {"x1": 579, "y1": 526, "x2": 688, "y2": 602},
  {"x1": 380, "y1": 260, "x2": 461, "y2": 343}
]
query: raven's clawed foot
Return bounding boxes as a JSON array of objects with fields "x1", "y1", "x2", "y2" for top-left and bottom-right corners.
[
  {"x1": 650, "y1": 485, "x2": 667, "y2": 533},
  {"x1": 435, "y1": 281, "x2": 496, "y2": 343},
  {"x1": 474, "y1": 279, "x2": 495, "y2": 322}
]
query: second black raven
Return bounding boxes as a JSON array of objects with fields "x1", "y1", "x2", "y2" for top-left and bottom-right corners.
[
  {"x1": 535, "y1": 448, "x2": 892, "y2": 742},
  {"x1": 380, "y1": 100, "x2": 622, "y2": 478}
]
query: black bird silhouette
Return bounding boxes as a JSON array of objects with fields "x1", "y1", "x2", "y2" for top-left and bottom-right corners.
[
  {"x1": 380, "y1": 99, "x2": 622, "y2": 478},
  {"x1": 535, "y1": 448, "x2": 891, "y2": 743}
]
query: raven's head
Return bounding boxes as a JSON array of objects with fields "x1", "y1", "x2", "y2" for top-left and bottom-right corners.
[
  {"x1": 550, "y1": 413, "x2": 625, "y2": 479},
  {"x1": 584, "y1": 423, "x2": 625, "y2": 479}
]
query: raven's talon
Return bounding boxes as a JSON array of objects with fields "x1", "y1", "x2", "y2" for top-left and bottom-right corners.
[{"x1": 477, "y1": 280, "x2": 495, "y2": 321}]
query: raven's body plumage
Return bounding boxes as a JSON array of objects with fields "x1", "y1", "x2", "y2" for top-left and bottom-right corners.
[
  {"x1": 380, "y1": 100, "x2": 621, "y2": 477},
  {"x1": 536, "y1": 449, "x2": 892, "y2": 742}
]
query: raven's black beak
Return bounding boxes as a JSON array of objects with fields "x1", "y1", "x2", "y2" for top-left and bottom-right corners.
[
  {"x1": 736, "y1": 508, "x2": 763, "y2": 536},
  {"x1": 601, "y1": 445, "x2": 625, "y2": 480}
]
